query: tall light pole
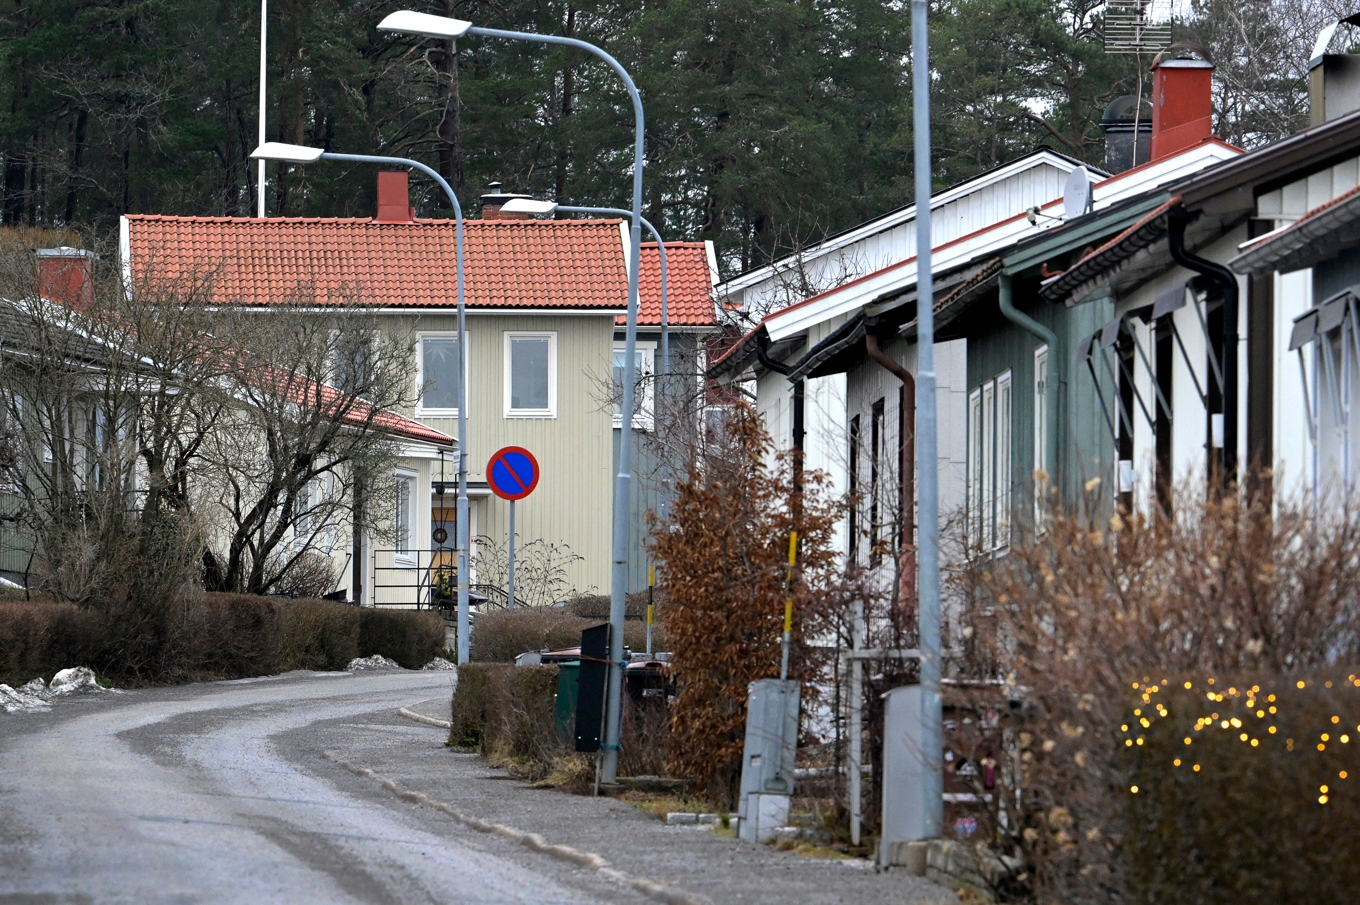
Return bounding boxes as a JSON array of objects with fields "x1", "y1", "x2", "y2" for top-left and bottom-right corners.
[
  {"x1": 379, "y1": 10, "x2": 645, "y2": 785},
  {"x1": 911, "y1": 0, "x2": 944, "y2": 838},
  {"x1": 249, "y1": 141, "x2": 473, "y2": 664},
  {"x1": 257, "y1": 0, "x2": 267, "y2": 217}
]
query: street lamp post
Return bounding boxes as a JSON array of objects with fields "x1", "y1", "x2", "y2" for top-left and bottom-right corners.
[
  {"x1": 248, "y1": 142, "x2": 473, "y2": 665},
  {"x1": 910, "y1": 0, "x2": 944, "y2": 838},
  {"x1": 379, "y1": 11, "x2": 645, "y2": 785}
]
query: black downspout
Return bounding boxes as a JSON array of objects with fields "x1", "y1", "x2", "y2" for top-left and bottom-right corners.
[{"x1": 1167, "y1": 207, "x2": 1239, "y2": 485}]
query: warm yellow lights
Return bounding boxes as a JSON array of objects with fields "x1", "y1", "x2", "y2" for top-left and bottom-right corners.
[
  {"x1": 1297, "y1": 680, "x2": 1306, "y2": 689},
  {"x1": 1130, "y1": 785, "x2": 1139, "y2": 794},
  {"x1": 1270, "y1": 706, "x2": 1277, "y2": 714},
  {"x1": 1268, "y1": 694, "x2": 1276, "y2": 702},
  {"x1": 1184, "y1": 681, "x2": 1192, "y2": 690},
  {"x1": 1342, "y1": 771, "x2": 1350, "y2": 779},
  {"x1": 1240, "y1": 733, "x2": 1249, "y2": 741},
  {"x1": 1320, "y1": 795, "x2": 1329, "y2": 804},
  {"x1": 1136, "y1": 738, "x2": 1145, "y2": 746},
  {"x1": 1321, "y1": 785, "x2": 1329, "y2": 793},
  {"x1": 1332, "y1": 715, "x2": 1341, "y2": 724},
  {"x1": 1140, "y1": 718, "x2": 1151, "y2": 728},
  {"x1": 1184, "y1": 737, "x2": 1192, "y2": 745},
  {"x1": 1343, "y1": 735, "x2": 1351, "y2": 744},
  {"x1": 1126, "y1": 739, "x2": 1133, "y2": 747},
  {"x1": 1221, "y1": 720, "x2": 1230, "y2": 729},
  {"x1": 1121, "y1": 724, "x2": 1129, "y2": 732},
  {"x1": 1322, "y1": 733, "x2": 1331, "y2": 742},
  {"x1": 1318, "y1": 743, "x2": 1326, "y2": 752},
  {"x1": 1257, "y1": 710, "x2": 1265, "y2": 718},
  {"x1": 1193, "y1": 764, "x2": 1201, "y2": 772},
  {"x1": 1174, "y1": 758, "x2": 1182, "y2": 766},
  {"x1": 1251, "y1": 739, "x2": 1259, "y2": 747}
]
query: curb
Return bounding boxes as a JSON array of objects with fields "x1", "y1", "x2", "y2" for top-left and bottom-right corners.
[
  {"x1": 398, "y1": 700, "x2": 452, "y2": 729},
  {"x1": 323, "y1": 751, "x2": 708, "y2": 905}
]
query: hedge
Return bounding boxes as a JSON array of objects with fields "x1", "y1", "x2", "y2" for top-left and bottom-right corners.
[
  {"x1": 0, "y1": 594, "x2": 445, "y2": 686},
  {"x1": 1124, "y1": 673, "x2": 1360, "y2": 904},
  {"x1": 450, "y1": 663, "x2": 562, "y2": 774},
  {"x1": 471, "y1": 606, "x2": 659, "y2": 663}
]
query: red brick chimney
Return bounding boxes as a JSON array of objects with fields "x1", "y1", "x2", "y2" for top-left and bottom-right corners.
[
  {"x1": 36, "y1": 248, "x2": 94, "y2": 309},
  {"x1": 375, "y1": 171, "x2": 416, "y2": 223},
  {"x1": 1149, "y1": 58, "x2": 1215, "y2": 162}
]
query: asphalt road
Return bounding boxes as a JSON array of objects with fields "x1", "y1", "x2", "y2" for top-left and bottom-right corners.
[
  {"x1": 0, "y1": 670, "x2": 952, "y2": 905},
  {"x1": 0, "y1": 670, "x2": 622, "y2": 905}
]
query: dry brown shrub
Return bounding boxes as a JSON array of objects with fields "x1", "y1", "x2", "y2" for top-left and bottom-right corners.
[
  {"x1": 275, "y1": 598, "x2": 360, "y2": 670},
  {"x1": 651, "y1": 402, "x2": 843, "y2": 805},
  {"x1": 357, "y1": 607, "x2": 445, "y2": 668},
  {"x1": 470, "y1": 607, "x2": 653, "y2": 663},
  {"x1": 958, "y1": 480, "x2": 1360, "y2": 903}
]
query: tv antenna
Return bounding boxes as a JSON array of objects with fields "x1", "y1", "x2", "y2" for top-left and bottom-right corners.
[{"x1": 1104, "y1": 0, "x2": 1173, "y2": 167}]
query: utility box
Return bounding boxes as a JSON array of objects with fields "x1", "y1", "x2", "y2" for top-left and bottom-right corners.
[
  {"x1": 736, "y1": 679, "x2": 799, "y2": 842},
  {"x1": 880, "y1": 685, "x2": 932, "y2": 867}
]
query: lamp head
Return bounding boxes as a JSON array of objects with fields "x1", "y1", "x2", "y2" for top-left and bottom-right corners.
[
  {"x1": 250, "y1": 142, "x2": 325, "y2": 164},
  {"x1": 498, "y1": 198, "x2": 558, "y2": 216},
  {"x1": 378, "y1": 11, "x2": 474, "y2": 39}
]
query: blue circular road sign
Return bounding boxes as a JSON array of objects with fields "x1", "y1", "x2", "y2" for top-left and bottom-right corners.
[{"x1": 487, "y1": 446, "x2": 540, "y2": 501}]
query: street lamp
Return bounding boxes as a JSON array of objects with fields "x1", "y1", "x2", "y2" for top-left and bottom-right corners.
[
  {"x1": 380, "y1": 11, "x2": 645, "y2": 786},
  {"x1": 249, "y1": 141, "x2": 474, "y2": 666}
]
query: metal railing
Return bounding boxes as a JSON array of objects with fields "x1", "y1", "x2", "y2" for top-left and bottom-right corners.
[{"x1": 369, "y1": 549, "x2": 523, "y2": 611}]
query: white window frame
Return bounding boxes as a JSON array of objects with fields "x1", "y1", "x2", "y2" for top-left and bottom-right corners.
[
  {"x1": 968, "y1": 388, "x2": 982, "y2": 549},
  {"x1": 613, "y1": 340, "x2": 656, "y2": 430},
  {"x1": 416, "y1": 331, "x2": 470, "y2": 418},
  {"x1": 1033, "y1": 345, "x2": 1049, "y2": 527},
  {"x1": 996, "y1": 369, "x2": 1012, "y2": 551},
  {"x1": 393, "y1": 468, "x2": 418, "y2": 567},
  {"x1": 503, "y1": 331, "x2": 558, "y2": 418}
]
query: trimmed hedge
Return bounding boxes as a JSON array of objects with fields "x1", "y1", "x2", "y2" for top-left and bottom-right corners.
[
  {"x1": 471, "y1": 606, "x2": 658, "y2": 663},
  {"x1": 450, "y1": 663, "x2": 561, "y2": 772},
  {"x1": 1124, "y1": 673, "x2": 1360, "y2": 904},
  {"x1": 0, "y1": 594, "x2": 445, "y2": 686}
]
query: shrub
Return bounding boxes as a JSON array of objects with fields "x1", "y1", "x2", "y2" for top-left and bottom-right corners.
[
  {"x1": 0, "y1": 599, "x2": 95, "y2": 686},
  {"x1": 276, "y1": 598, "x2": 359, "y2": 670},
  {"x1": 960, "y1": 482, "x2": 1360, "y2": 903},
  {"x1": 450, "y1": 662, "x2": 493, "y2": 747},
  {"x1": 193, "y1": 592, "x2": 282, "y2": 678},
  {"x1": 1125, "y1": 674, "x2": 1360, "y2": 905},
  {"x1": 471, "y1": 606, "x2": 655, "y2": 663},
  {"x1": 358, "y1": 607, "x2": 444, "y2": 669}
]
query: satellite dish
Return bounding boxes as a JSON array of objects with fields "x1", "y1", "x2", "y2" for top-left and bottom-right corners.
[{"x1": 1064, "y1": 166, "x2": 1093, "y2": 220}]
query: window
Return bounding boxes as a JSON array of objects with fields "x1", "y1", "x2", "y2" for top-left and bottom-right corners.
[
  {"x1": 967, "y1": 369, "x2": 1012, "y2": 553},
  {"x1": 393, "y1": 471, "x2": 416, "y2": 566},
  {"x1": 613, "y1": 341, "x2": 656, "y2": 429},
  {"x1": 996, "y1": 372, "x2": 1012, "y2": 549},
  {"x1": 849, "y1": 414, "x2": 861, "y2": 563},
  {"x1": 332, "y1": 330, "x2": 380, "y2": 396},
  {"x1": 505, "y1": 332, "x2": 557, "y2": 417},
  {"x1": 870, "y1": 398, "x2": 884, "y2": 567},
  {"x1": 418, "y1": 334, "x2": 465, "y2": 416},
  {"x1": 1033, "y1": 345, "x2": 1048, "y2": 526}
]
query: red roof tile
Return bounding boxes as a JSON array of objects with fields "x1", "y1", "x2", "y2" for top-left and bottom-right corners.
[
  {"x1": 630, "y1": 241, "x2": 717, "y2": 327},
  {"x1": 123, "y1": 216, "x2": 629, "y2": 310}
]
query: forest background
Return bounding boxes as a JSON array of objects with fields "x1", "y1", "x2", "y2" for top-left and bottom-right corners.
[{"x1": 0, "y1": 0, "x2": 1349, "y2": 276}]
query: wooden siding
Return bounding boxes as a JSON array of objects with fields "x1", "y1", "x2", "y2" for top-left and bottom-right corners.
[{"x1": 378, "y1": 312, "x2": 617, "y2": 597}]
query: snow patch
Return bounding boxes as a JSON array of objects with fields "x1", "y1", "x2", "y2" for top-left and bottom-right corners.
[
  {"x1": 347, "y1": 655, "x2": 402, "y2": 671},
  {"x1": 421, "y1": 657, "x2": 457, "y2": 671},
  {"x1": 1, "y1": 666, "x2": 108, "y2": 713}
]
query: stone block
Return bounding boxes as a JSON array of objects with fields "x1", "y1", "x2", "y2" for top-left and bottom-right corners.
[{"x1": 665, "y1": 812, "x2": 698, "y2": 825}]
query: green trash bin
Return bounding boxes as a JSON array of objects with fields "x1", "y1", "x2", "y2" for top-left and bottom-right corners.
[{"x1": 555, "y1": 660, "x2": 581, "y2": 738}]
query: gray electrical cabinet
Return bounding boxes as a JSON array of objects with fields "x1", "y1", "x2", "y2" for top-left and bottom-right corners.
[
  {"x1": 736, "y1": 679, "x2": 799, "y2": 840},
  {"x1": 879, "y1": 684, "x2": 931, "y2": 865}
]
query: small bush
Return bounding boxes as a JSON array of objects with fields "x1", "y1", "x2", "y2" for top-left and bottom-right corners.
[
  {"x1": 358, "y1": 607, "x2": 445, "y2": 669},
  {"x1": 471, "y1": 606, "x2": 656, "y2": 663},
  {"x1": 0, "y1": 599, "x2": 96, "y2": 685},
  {"x1": 450, "y1": 662, "x2": 493, "y2": 747},
  {"x1": 194, "y1": 592, "x2": 282, "y2": 677}
]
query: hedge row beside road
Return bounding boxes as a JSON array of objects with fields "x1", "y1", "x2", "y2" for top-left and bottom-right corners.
[{"x1": 0, "y1": 593, "x2": 445, "y2": 685}]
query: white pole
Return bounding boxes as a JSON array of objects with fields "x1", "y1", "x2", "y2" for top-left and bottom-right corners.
[
  {"x1": 257, "y1": 0, "x2": 267, "y2": 218},
  {"x1": 507, "y1": 499, "x2": 516, "y2": 609},
  {"x1": 849, "y1": 600, "x2": 864, "y2": 846}
]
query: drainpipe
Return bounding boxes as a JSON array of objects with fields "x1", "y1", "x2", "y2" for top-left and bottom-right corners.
[
  {"x1": 756, "y1": 342, "x2": 805, "y2": 488},
  {"x1": 998, "y1": 273, "x2": 1059, "y2": 501},
  {"x1": 1167, "y1": 206, "x2": 1238, "y2": 485},
  {"x1": 865, "y1": 333, "x2": 916, "y2": 613}
]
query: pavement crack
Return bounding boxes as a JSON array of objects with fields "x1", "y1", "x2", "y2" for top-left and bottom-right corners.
[{"x1": 322, "y1": 751, "x2": 708, "y2": 905}]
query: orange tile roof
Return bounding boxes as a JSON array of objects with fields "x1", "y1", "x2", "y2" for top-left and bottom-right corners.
[
  {"x1": 630, "y1": 242, "x2": 717, "y2": 328},
  {"x1": 123, "y1": 215, "x2": 629, "y2": 310}
]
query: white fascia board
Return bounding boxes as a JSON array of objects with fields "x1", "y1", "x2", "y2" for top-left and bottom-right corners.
[
  {"x1": 765, "y1": 143, "x2": 1242, "y2": 341},
  {"x1": 718, "y1": 151, "x2": 1081, "y2": 295},
  {"x1": 619, "y1": 221, "x2": 632, "y2": 278},
  {"x1": 400, "y1": 440, "x2": 456, "y2": 458}
]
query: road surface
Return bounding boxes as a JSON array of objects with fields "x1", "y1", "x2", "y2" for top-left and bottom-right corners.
[{"x1": 0, "y1": 669, "x2": 952, "y2": 905}]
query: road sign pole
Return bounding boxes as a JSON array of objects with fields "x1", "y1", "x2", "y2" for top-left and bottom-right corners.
[{"x1": 507, "y1": 499, "x2": 516, "y2": 610}]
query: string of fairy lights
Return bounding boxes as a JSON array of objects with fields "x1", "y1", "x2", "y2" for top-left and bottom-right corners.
[{"x1": 1119, "y1": 675, "x2": 1360, "y2": 804}]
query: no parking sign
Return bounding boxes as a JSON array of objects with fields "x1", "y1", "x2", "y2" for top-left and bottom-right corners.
[{"x1": 487, "y1": 446, "x2": 540, "y2": 501}]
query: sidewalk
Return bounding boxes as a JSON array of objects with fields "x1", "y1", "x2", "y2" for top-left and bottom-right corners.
[{"x1": 329, "y1": 696, "x2": 955, "y2": 905}]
